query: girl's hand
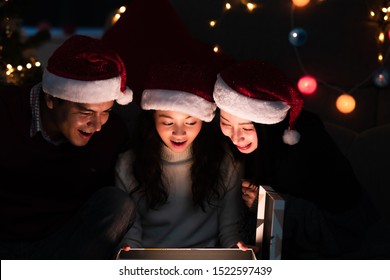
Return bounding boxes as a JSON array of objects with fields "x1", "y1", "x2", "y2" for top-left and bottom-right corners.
[
  {"x1": 236, "y1": 241, "x2": 249, "y2": 251},
  {"x1": 241, "y1": 179, "x2": 259, "y2": 209},
  {"x1": 236, "y1": 241, "x2": 260, "y2": 255},
  {"x1": 122, "y1": 244, "x2": 131, "y2": 251}
]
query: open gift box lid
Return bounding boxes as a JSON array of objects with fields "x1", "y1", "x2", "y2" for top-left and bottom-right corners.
[{"x1": 117, "y1": 248, "x2": 257, "y2": 260}]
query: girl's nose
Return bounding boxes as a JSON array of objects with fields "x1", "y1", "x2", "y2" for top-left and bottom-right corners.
[
  {"x1": 172, "y1": 125, "x2": 186, "y2": 136},
  {"x1": 231, "y1": 129, "x2": 244, "y2": 144}
]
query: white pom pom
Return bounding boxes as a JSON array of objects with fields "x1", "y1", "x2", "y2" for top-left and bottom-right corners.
[
  {"x1": 116, "y1": 87, "x2": 133, "y2": 105},
  {"x1": 283, "y1": 129, "x2": 300, "y2": 145}
]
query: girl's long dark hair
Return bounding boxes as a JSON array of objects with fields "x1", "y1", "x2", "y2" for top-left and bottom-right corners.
[{"x1": 131, "y1": 110, "x2": 228, "y2": 210}]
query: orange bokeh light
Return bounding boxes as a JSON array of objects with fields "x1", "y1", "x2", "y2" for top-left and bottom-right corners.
[
  {"x1": 336, "y1": 94, "x2": 356, "y2": 114},
  {"x1": 292, "y1": 0, "x2": 310, "y2": 8}
]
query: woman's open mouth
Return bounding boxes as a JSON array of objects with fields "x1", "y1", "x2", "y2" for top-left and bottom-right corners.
[{"x1": 237, "y1": 142, "x2": 251, "y2": 151}]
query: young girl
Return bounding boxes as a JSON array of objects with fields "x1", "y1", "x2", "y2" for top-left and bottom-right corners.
[
  {"x1": 212, "y1": 59, "x2": 377, "y2": 259},
  {"x1": 115, "y1": 63, "x2": 245, "y2": 249}
]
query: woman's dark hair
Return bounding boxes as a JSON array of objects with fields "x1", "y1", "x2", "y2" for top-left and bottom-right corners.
[{"x1": 131, "y1": 110, "x2": 227, "y2": 210}]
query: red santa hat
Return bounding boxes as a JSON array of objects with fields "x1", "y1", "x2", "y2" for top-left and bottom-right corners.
[
  {"x1": 141, "y1": 62, "x2": 217, "y2": 122},
  {"x1": 42, "y1": 35, "x2": 133, "y2": 105},
  {"x1": 101, "y1": 0, "x2": 235, "y2": 104},
  {"x1": 213, "y1": 60, "x2": 304, "y2": 145}
]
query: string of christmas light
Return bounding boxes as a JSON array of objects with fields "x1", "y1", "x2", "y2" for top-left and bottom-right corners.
[
  {"x1": 290, "y1": 0, "x2": 390, "y2": 114},
  {"x1": 206, "y1": 0, "x2": 389, "y2": 115},
  {"x1": 0, "y1": 0, "x2": 44, "y2": 85},
  {"x1": 107, "y1": 5, "x2": 127, "y2": 28},
  {"x1": 1, "y1": 60, "x2": 42, "y2": 85},
  {"x1": 109, "y1": 1, "x2": 388, "y2": 115},
  {"x1": 207, "y1": 0, "x2": 260, "y2": 54}
]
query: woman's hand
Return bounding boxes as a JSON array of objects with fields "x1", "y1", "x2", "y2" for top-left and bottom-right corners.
[
  {"x1": 236, "y1": 241, "x2": 260, "y2": 255},
  {"x1": 241, "y1": 179, "x2": 259, "y2": 209},
  {"x1": 122, "y1": 244, "x2": 131, "y2": 251}
]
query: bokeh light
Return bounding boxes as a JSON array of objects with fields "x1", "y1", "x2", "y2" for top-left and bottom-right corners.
[
  {"x1": 292, "y1": 0, "x2": 311, "y2": 8},
  {"x1": 336, "y1": 94, "x2": 356, "y2": 114},
  {"x1": 288, "y1": 27, "x2": 308, "y2": 46},
  {"x1": 297, "y1": 75, "x2": 317, "y2": 95},
  {"x1": 373, "y1": 69, "x2": 390, "y2": 88}
]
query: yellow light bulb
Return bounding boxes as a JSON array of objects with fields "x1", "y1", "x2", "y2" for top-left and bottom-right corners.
[
  {"x1": 247, "y1": 3, "x2": 256, "y2": 12},
  {"x1": 379, "y1": 32, "x2": 385, "y2": 42}
]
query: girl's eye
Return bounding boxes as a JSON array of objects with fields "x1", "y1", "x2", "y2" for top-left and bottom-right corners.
[
  {"x1": 220, "y1": 122, "x2": 231, "y2": 127},
  {"x1": 243, "y1": 127, "x2": 255, "y2": 131},
  {"x1": 162, "y1": 122, "x2": 173, "y2": 126},
  {"x1": 186, "y1": 121, "x2": 197, "y2": 126}
]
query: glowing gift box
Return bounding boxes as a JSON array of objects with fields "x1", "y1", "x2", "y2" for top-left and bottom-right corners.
[
  {"x1": 117, "y1": 248, "x2": 257, "y2": 260},
  {"x1": 116, "y1": 185, "x2": 284, "y2": 260}
]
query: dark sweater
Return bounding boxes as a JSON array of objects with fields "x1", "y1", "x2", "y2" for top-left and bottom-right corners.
[
  {"x1": 230, "y1": 110, "x2": 377, "y2": 258},
  {"x1": 0, "y1": 84, "x2": 130, "y2": 241}
]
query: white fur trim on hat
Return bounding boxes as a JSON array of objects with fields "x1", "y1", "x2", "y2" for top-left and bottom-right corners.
[
  {"x1": 42, "y1": 69, "x2": 133, "y2": 105},
  {"x1": 213, "y1": 75, "x2": 290, "y2": 124},
  {"x1": 141, "y1": 89, "x2": 216, "y2": 122}
]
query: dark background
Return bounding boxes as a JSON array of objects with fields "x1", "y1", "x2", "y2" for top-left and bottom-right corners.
[{"x1": 5, "y1": 0, "x2": 125, "y2": 27}]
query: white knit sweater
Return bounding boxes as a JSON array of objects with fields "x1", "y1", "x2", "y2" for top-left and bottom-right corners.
[{"x1": 115, "y1": 144, "x2": 243, "y2": 248}]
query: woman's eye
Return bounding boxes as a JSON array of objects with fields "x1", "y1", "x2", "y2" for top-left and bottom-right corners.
[
  {"x1": 186, "y1": 121, "x2": 197, "y2": 126},
  {"x1": 243, "y1": 128, "x2": 255, "y2": 131},
  {"x1": 162, "y1": 122, "x2": 173, "y2": 126}
]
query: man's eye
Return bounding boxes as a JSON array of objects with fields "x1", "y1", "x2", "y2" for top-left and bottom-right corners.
[{"x1": 80, "y1": 112, "x2": 92, "y2": 116}]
